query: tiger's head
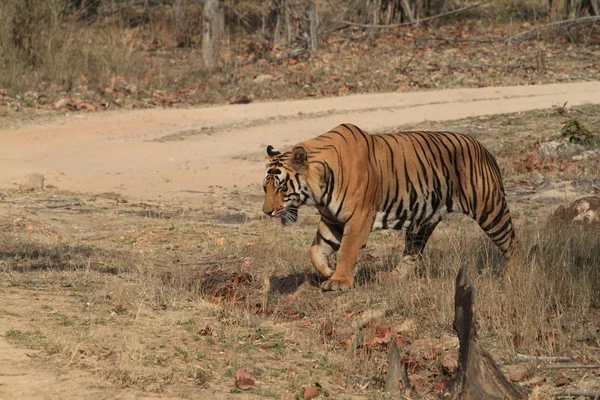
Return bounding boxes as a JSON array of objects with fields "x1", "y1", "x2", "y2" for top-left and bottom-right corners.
[{"x1": 262, "y1": 145, "x2": 311, "y2": 225}]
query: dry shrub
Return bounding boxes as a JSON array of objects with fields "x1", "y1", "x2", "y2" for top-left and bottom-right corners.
[{"x1": 0, "y1": 1, "x2": 142, "y2": 94}]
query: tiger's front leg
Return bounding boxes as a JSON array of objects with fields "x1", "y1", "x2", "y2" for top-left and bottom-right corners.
[
  {"x1": 310, "y1": 219, "x2": 343, "y2": 279},
  {"x1": 320, "y1": 214, "x2": 373, "y2": 292}
]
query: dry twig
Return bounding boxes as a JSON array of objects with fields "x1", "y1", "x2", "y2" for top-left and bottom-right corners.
[
  {"x1": 46, "y1": 202, "x2": 81, "y2": 209},
  {"x1": 340, "y1": 0, "x2": 492, "y2": 29},
  {"x1": 543, "y1": 364, "x2": 600, "y2": 370},
  {"x1": 424, "y1": 63, "x2": 535, "y2": 72},
  {"x1": 508, "y1": 16, "x2": 600, "y2": 42},
  {"x1": 557, "y1": 390, "x2": 600, "y2": 398},
  {"x1": 516, "y1": 354, "x2": 577, "y2": 362}
]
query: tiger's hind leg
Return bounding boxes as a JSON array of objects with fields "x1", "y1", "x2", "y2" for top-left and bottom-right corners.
[
  {"x1": 310, "y1": 219, "x2": 343, "y2": 279},
  {"x1": 390, "y1": 222, "x2": 439, "y2": 279}
]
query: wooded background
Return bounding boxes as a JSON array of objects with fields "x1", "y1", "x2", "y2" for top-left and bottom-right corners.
[
  {"x1": 1, "y1": 0, "x2": 599, "y2": 111},
  {"x1": 4, "y1": 0, "x2": 599, "y2": 68}
]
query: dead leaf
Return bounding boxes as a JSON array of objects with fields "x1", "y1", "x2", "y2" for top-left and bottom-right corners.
[
  {"x1": 230, "y1": 95, "x2": 252, "y2": 105},
  {"x1": 197, "y1": 326, "x2": 213, "y2": 336},
  {"x1": 509, "y1": 370, "x2": 527, "y2": 382},
  {"x1": 396, "y1": 85, "x2": 408, "y2": 92},
  {"x1": 364, "y1": 335, "x2": 391, "y2": 348},
  {"x1": 216, "y1": 237, "x2": 225, "y2": 246},
  {"x1": 320, "y1": 321, "x2": 333, "y2": 337},
  {"x1": 304, "y1": 386, "x2": 319, "y2": 399},
  {"x1": 234, "y1": 368, "x2": 255, "y2": 390},
  {"x1": 554, "y1": 376, "x2": 570, "y2": 387},
  {"x1": 534, "y1": 377, "x2": 546, "y2": 386},
  {"x1": 559, "y1": 161, "x2": 572, "y2": 171}
]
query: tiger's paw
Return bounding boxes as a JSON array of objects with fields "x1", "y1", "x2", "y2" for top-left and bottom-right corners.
[{"x1": 320, "y1": 277, "x2": 352, "y2": 292}]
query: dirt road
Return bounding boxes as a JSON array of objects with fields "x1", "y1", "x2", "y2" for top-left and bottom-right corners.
[{"x1": 1, "y1": 81, "x2": 599, "y2": 203}]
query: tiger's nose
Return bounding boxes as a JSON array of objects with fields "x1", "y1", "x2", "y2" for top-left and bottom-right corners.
[{"x1": 262, "y1": 205, "x2": 273, "y2": 215}]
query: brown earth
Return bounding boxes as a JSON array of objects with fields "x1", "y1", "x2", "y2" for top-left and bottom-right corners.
[{"x1": 1, "y1": 82, "x2": 600, "y2": 399}]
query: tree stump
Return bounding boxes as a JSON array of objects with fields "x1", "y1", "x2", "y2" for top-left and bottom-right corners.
[
  {"x1": 384, "y1": 340, "x2": 418, "y2": 398},
  {"x1": 440, "y1": 264, "x2": 529, "y2": 400}
]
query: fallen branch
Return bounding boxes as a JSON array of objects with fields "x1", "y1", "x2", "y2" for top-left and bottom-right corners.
[
  {"x1": 327, "y1": 31, "x2": 500, "y2": 44},
  {"x1": 425, "y1": 63, "x2": 535, "y2": 72},
  {"x1": 516, "y1": 354, "x2": 577, "y2": 363},
  {"x1": 46, "y1": 202, "x2": 81, "y2": 209},
  {"x1": 340, "y1": 0, "x2": 491, "y2": 29},
  {"x1": 508, "y1": 16, "x2": 600, "y2": 42},
  {"x1": 182, "y1": 260, "x2": 243, "y2": 266},
  {"x1": 543, "y1": 364, "x2": 600, "y2": 370},
  {"x1": 557, "y1": 390, "x2": 600, "y2": 398}
]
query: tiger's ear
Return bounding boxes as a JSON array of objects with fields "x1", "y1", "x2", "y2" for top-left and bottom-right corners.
[
  {"x1": 267, "y1": 145, "x2": 281, "y2": 158},
  {"x1": 292, "y1": 147, "x2": 308, "y2": 169}
]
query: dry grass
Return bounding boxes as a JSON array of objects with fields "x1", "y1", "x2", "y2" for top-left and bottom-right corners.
[
  {"x1": 1, "y1": 204, "x2": 598, "y2": 398},
  {"x1": 1, "y1": 106, "x2": 599, "y2": 398}
]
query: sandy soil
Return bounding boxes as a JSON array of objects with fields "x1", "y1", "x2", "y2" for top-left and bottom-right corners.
[
  {"x1": 1, "y1": 81, "x2": 599, "y2": 204},
  {"x1": 1, "y1": 82, "x2": 600, "y2": 399}
]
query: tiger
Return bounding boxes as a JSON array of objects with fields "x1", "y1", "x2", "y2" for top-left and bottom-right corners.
[{"x1": 262, "y1": 123, "x2": 522, "y2": 291}]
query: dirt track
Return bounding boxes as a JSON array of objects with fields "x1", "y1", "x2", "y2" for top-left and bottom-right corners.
[{"x1": 1, "y1": 81, "x2": 599, "y2": 203}]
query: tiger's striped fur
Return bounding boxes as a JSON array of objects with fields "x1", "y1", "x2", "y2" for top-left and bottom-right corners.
[{"x1": 262, "y1": 123, "x2": 522, "y2": 291}]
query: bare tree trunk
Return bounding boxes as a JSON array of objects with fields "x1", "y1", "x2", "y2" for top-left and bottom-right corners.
[
  {"x1": 308, "y1": 0, "x2": 318, "y2": 52},
  {"x1": 284, "y1": 0, "x2": 291, "y2": 46},
  {"x1": 400, "y1": 0, "x2": 415, "y2": 23},
  {"x1": 551, "y1": 0, "x2": 569, "y2": 20},
  {"x1": 414, "y1": 0, "x2": 422, "y2": 23},
  {"x1": 202, "y1": 0, "x2": 222, "y2": 69},
  {"x1": 174, "y1": 0, "x2": 187, "y2": 47}
]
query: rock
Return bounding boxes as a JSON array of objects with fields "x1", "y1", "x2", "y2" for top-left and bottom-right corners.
[
  {"x1": 529, "y1": 172, "x2": 545, "y2": 187},
  {"x1": 441, "y1": 354, "x2": 458, "y2": 373},
  {"x1": 530, "y1": 189, "x2": 582, "y2": 202},
  {"x1": 550, "y1": 196, "x2": 600, "y2": 226},
  {"x1": 125, "y1": 83, "x2": 137, "y2": 94},
  {"x1": 19, "y1": 173, "x2": 45, "y2": 192},
  {"x1": 538, "y1": 139, "x2": 585, "y2": 158},
  {"x1": 54, "y1": 98, "x2": 68, "y2": 109},
  {"x1": 254, "y1": 74, "x2": 274, "y2": 84},
  {"x1": 572, "y1": 149, "x2": 600, "y2": 161}
]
